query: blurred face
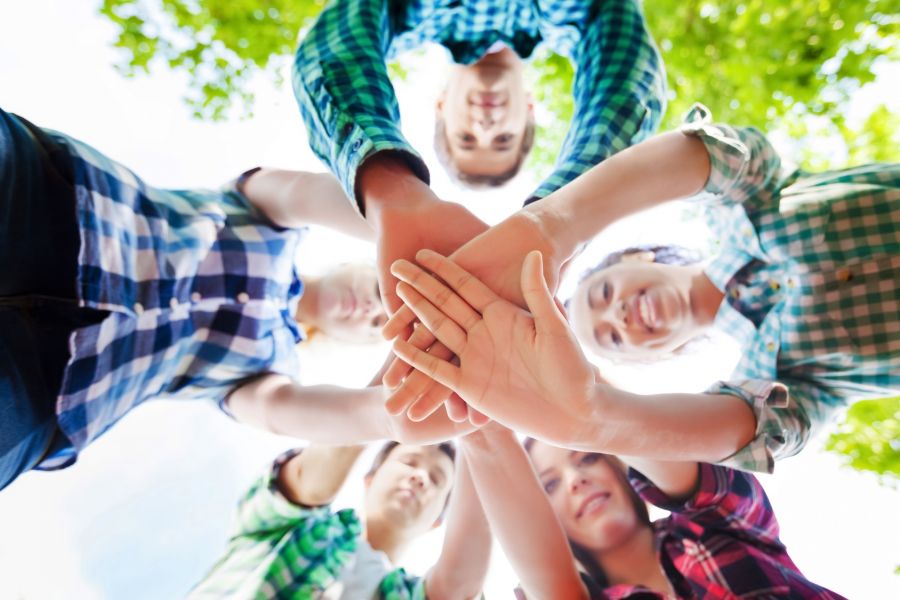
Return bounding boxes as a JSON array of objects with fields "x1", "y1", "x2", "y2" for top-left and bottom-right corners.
[
  {"x1": 437, "y1": 46, "x2": 533, "y2": 178},
  {"x1": 570, "y1": 260, "x2": 701, "y2": 359},
  {"x1": 529, "y1": 442, "x2": 641, "y2": 552},
  {"x1": 315, "y1": 262, "x2": 388, "y2": 343},
  {"x1": 365, "y1": 445, "x2": 455, "y2": 536}
]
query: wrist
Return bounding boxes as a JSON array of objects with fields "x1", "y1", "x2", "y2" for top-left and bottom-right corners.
[
  {"x1": 356, "y1": 152, "x2": 437, "y2": 220},
  {"x1": 521, "y1": 201, "x2": 581, "y2": 263}
]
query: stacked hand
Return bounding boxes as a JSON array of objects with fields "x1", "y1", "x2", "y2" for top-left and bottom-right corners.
[
  {"x1": 385, "y1": 249, "x2": 597, "y2": 442},
  {"x1": 381, "y1": 210, "x2": 570, "y2": 424}
]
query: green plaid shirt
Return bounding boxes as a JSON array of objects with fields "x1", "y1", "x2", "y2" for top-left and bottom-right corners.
[
  {"x1": 189, "y1": 450, "x2": 426, "y2": 599},
  {"x1": 681, "y1": 105, "x2": 900, "y2": 474},
  {"x1": 293, "y1": 0, "x2": 665, "y2": 207}
]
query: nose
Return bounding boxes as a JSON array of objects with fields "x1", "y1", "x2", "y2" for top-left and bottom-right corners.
[
  {"x1": 597, "y1": 297, "x2": 628, "y2": 329},
  {"x1": 569, "y1": 474, "x2": 590, "y2": 494},
  {"x1": 408, "y1": 471, "x2": 426, "y2": 489}
]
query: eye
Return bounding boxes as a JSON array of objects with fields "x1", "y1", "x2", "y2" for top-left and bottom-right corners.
[
  {"x1": 579, "y1": 454, "x2": 601, "y2": 466},
  {"x1": 429, "y1": 470, "x2": 443, "y2": 486},
  {"x1": 371, "y1": 313, "x2": 388, "y2": 329},
  {"x1": 542, "y1": 478, "x2": 559, "y2": 495},
  {"x1": 610, "y1": 330, "x2": 622, "y2": 347},
  {"x1": 495, "y1": 133, "x2": 514, "y2": 145},
  {"x1": 457, "y1": 133, "x2": 476, "y2": 144},
  {"x1": 602, "y1": 282, "x2": 611, "y2": 303}
]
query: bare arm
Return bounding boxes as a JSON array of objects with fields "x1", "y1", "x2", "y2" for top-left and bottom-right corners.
[
  {"x1": 277, "y1": 445, "x2": 366, "y2": 507},
  {"x1": 242, "y1": 169, "x2": 375, "y2": 240},
  {"x1": 227, "y1": 374, "x2": 475, "y2": 445},
  {"x1": 425, "y1": 452, "x2": 492, "y2": 600},
  {"x1": 527, "y1": 130, "x2": 711, "y2": 263},
  {"x1": 461, "y1": 427, "x2": 588, "y2": 600}
]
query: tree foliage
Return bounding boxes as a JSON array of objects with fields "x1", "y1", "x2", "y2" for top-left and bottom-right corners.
[{"x1": 825, "y1": 397, "x2": 900, "y2": 486}]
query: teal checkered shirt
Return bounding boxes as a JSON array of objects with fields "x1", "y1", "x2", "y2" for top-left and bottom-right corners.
[
  {"x1": 293, "y1": 0, "x2": 665, "y2": 207},
  {"x1": 189, "y1": 450, "x2": 426, "y2": 599},
  {"x1": 682, "y1": 105, "x2": 899, "y2": 473}
]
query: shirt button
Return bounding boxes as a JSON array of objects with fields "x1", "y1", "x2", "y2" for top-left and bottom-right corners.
[
  {"x1": 836, "y1": 268, "x2": 853, "y2": 282},
  {"x1": 769, "y1": 280, "x2": 781, "y2": 291},
  {"x1": 169, "y1": 297, "x2": 180, "y2": 309},
  {"x1": 786, "y1": 278, "x2": 795, "y2": 288},
  {"x1": 742, "y1": 227, "x2": 753, "y2": 238},
  {"x1": 730, "y1": 288, "x2": 741, "y2": 299},
  {"x1": 352, "y1": 139, "x2": 363, "y2": 151},
  {"x1": 133, "y1": 302, "x2": 144, "y2": 315},
  {"x1": 236, "y1": 292, "x2": 250, "y2": 304},
  {"x1": 190, "y1": 292, "x2": 202, "y2": 302},
  {"x1": 766, "y1": 341, "x2": 776, "y2": 352}
]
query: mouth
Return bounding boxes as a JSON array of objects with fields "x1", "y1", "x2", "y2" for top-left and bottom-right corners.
[
  {"x1": 341, "y1": 292, "x2": 357, "y2": 319},
  {"x1": 632, "y1": 291, "x2": 658, "y2": 332},
  {"x1": 576, "y1": 492, "x2": 611, "y2": 520},
  {"x1": 395, "y1": 487, "x2": 420, "y2": 506},
  {"x1": 473, "y1": 92, "x2": 505, "y2": 107}
]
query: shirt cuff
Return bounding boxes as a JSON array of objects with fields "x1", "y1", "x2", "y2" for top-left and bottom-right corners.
[
  {"x1": 678, "y1": 104, "x2": 751, "y2": 198},
  {"x1": 709, "y1": 379, "x2": 798, "y2": 473},
  {"x1": 336, "y1": 119, "x2": 429, "y2": 215},
  {"x1": 629, "y1": 462, "x2": 728, "y2": 514}
]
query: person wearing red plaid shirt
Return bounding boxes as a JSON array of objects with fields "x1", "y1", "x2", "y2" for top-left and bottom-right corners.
[{"x1": 457, "y1": 424, "x2": 844, "y2": 599}]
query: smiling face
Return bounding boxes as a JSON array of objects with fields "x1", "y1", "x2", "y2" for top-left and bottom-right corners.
[
  {"x1": 364, "y1": 444, "x2": 455, "y2": 536},
  {"x1": 314, "y1": 262, "x2": 388, "y2": 343},
  {"x1": 529, "y1": 442, "x2": 643, "y2": 553},
  {"x1": 570, "y1": 260, "x2": 703, "y2": 359},
  {"x1": 436, "y1": 46, "x2": 534, "y2": 180}
]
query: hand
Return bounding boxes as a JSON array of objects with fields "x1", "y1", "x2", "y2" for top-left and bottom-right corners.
[
  {"x1": 388, "y1": 249, "x2": 596, "y2": 442},
  {"x1": 358, "y1": 154, "x2": 488, "y2": 315},
  {"x1": 381, "y1": 210, "x2": 572, "y2": 422},
  {"x1": 384, "y1": 396, "x2": 478, "y2": 445}
]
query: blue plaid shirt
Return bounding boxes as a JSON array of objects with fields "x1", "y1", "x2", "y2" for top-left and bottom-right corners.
[
  {"x1": 681, "y1": 106, "x2": 900, "y2": 473},
  {"x1": 293, "y1": 0, "x2": 665, "y2": 207},
  {"x1": 39, "y1": 132, "x2": 305, "y2": 469}
]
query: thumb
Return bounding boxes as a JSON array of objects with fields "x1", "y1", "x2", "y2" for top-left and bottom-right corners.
[{"x1": 521, "y1": 250, "x2": 567, "y2": 335}]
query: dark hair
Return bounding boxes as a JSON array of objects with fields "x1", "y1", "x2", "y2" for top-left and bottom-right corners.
[
  {"x1": 523, "y1": 438, "x2": 651, "y2": 588},
  {"x1": 433, "y1": 113, "x2": 536, "y2": 189},
  {"x1": 580, "y1": 244, "x2": 702, "y2": 284},
  {"x1": 366, "y1": 440, "x2": 457, "y2": 518}
]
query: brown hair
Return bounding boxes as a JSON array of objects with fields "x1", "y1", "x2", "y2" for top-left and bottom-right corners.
[
  {"x1": 523, "y1": 438, "x2": 650, "y2": 587},
  {"x1": 433, "y1": 113, "x2": 536, "y2": 189}
]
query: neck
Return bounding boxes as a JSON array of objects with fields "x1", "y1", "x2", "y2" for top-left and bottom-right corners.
[
  {"x1": 689, "y1": 266, "x2": 724, "y2": 328},
  {"x1": 593, "y1": 525, "x2": 669, "y2": 592},
  {"x1": 364, "y1": 514, "x2": 411, "y2": 564},
  {"x1": 295, "y1": 275, "x2": 321, "y2": 329}
]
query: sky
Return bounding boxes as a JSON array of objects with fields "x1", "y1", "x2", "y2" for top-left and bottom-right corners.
[{"x1": 0, "y1": 1, "x2": 898, "y2": 599}]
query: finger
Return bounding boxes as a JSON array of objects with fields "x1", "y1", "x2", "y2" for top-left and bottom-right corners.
[
  {"x1": 468, "y1": 406, "x2": 491, "y2": 427},
  {"x1": 406, "y1": 377, "x2": 457, "y2": 422},
  {"x1": 377, "y1": 264, "x2": 403, "y2": 316},
  {"x1": 382, "y1": 324, "x2": 437, "y2": 389},
  {"x1": 444, "y1": 394, "x2": 470, "y2": 423},
  {"x1": 396, "y1": 282, "x2": 468, "y2": 356},
  {"x1": 385, "y1": 339, "x2": 455, "y2": 415},
  {"x1": 392, "y1": 259, "x2": 482, "y2": 332},
  {"x1": 382, "y1": 304, "x2": 417, "y2": 340},
  {"x1": 521, "y1": 250, "x2": 567, "y2": 336},
  {"x1": 391, "y1": 338, "x2": 461, "y2": 394},
  {"x1": 414, "y1": 249, "x2": 500, "y2": 313}
]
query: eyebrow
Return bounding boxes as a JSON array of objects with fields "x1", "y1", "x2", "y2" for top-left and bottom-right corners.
[{"x1": 538, "y1": 451, "x2": 580, "y2": 479}]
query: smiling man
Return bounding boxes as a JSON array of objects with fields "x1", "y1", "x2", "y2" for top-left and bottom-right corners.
[{"x1": 190, "y1": 442, "x2": 490, "y2": 599}]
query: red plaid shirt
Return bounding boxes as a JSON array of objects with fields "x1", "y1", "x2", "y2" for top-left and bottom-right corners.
[{"x1": 585, "y1": 464, "x2": 844, "y2": 599}]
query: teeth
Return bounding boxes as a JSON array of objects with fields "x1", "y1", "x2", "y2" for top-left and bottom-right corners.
[{"x1": 639, "y1": 295, "x2": 653, "y2": 329}]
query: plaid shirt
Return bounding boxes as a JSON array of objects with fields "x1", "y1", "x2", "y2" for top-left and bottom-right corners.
[
  {"x1": 190, "y1": 449, "x2": 425, "y2": 599},
  {"x1": 589, "y1": 463, "x2": 846, "y2": 599},
  {"x1": 293, "y1": 0, "x2": 665, "y2": 207},
  {"x1": 680, "y1": 105, "x2": 900, "y2": 473},
  {"x1": 38, "y1": 132, "x2": 305, "y2": 469}
]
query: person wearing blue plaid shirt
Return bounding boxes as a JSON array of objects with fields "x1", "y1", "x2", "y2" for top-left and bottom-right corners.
[
  {"x1": 380, "y1": 105, "x2": 898, "y2": 474},
  {"x1": 293, "y1": 0, "x2": 666, "y2": 325},
  {"x1": 0, "y1": 108, "x2": 474, "y2": 492}
]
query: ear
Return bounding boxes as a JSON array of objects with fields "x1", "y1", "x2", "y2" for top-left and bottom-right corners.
[
  {"x1": 620, "y1": 250, "x2": 656, "y2": 264},
  {"x1": 435, "y1": 90, "x2": 446, "y2": 116},
  {"x1": 430, "y1": 516, "x2": 444, "y2": 530},
  {"x1": 364, "y1": 473, "x2": 373, "y2": 489},
  {"x1": 526, "y1": 90, "x2": 535, "y2": 111}
]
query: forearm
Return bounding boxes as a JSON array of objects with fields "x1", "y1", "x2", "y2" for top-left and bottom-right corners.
[
  {"x1": 426, "y1": 453, "x2": 492, "y2": 600},
  {"x1": 277, "y1": 445, "x2": 366, "y2": 507},
  {"x1": 243, "y1": 169, "x2": 374, "y2": 239},
  {"x1": 228, "y1": 375, "x2": 391, "y2": 444},
  {"x1": 566, "y1": 386, "x2": 756, "y2": 463},
  {"x1": 462, "y1": 429, "x2": 587, "y2": 600},
  {"x1": 527, "y1": 130, "x2": 711, "y2": 258}
]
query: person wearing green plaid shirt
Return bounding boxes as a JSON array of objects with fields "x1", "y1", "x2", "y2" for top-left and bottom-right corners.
[
  {"x1": 293, "y1": 0, "x2": 666, "y2": 325},
  {"x1": 380, "y1": 105, "x2": 898, "y2": 474},
  {"x1": 190, "y1": 442, "x2": 490, "y2": 599}
]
